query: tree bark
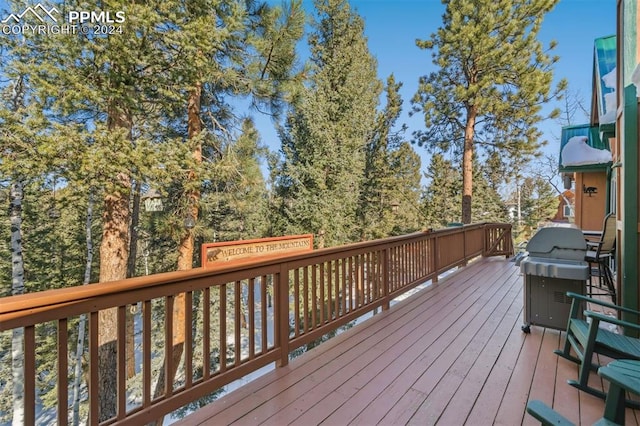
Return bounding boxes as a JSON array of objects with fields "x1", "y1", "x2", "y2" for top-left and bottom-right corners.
[
  {"x1": 127, "y1": 181, "x2": 141, "y2": 278},
  {"x1": 98, "y1": 178, "x2": 130, "y2": 421},
  {"x1": 126, "y1": 182, "x2": 141, "y2": 379},
  {"x1": 10, "y1": 180, "x2": 25, "y2": 425},
  {"x1": 177, "y1": 81, "x2": 203, "y2": 270},
  {"x1": 152, "y1": 83, "x2": 202, "y2": 424},
  {"x1": 98, "y1": 106, "x2": 132, "y2": 422},
  {"x1": 462, "y1": 109, "x2": 476, "y2": 224}
]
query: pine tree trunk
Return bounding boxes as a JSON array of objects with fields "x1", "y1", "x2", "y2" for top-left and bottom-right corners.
[
  {"x1": 126, "y1": 182, "x2": 141, "y2": 379},
  {"x1": 98, "y1": 179, "x2": 130, "y2": 421},
  {"x1": 98, "y1": 107, "x2": 132, "y2": 422},
  {"x1": 152, "y1": 83, "x2": 202, "y2": 424},
  {"x1": 127, "y1": 181, "x2": 141, "y2": 278},
  {"x1": 177, "y1": 81, "x2": 203, "y2": 270},
  {"x1": 462, "y1": 110, "x2": 476, "y2": 224},
  {"x1": 72, "y1": 193, "x2": 94, "y2": 425},
  {"x1": 10, "y1": 180, "x2": 25, "y2": 425}
]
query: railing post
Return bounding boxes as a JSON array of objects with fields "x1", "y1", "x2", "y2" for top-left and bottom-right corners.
[
  {"x1": 462, "y1": 226, "x2": 468, "y2": 266},
  {"x1": 277, "y1": 264, "x2": 290, "y2": 367},
  {"x1": 382, "y1": 247, "x2": 390, "y2": 310},
  {"x1": 433, "y1": 235, "x2": 439, "y2": 284},
  {"x1": 482, "y1": 224, "x2": 488, "y2": 257}
]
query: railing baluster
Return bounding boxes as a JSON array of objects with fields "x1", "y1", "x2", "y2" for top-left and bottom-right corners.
[
  {"x1": 220, "y1": 284, "x2": 227, "y2": 373},
  {"x1": 142, "y1": 300, "x2": 151, "y2": 406},
  {"x1": 327, "y1": 261, "x2": 334, "y2": 320},
  {"x1": 24, "y1": 325, "x2": 35, "y2": 426},
  {"x1": 311, "y1": 264, "x2": 317, "y2": 328},
  {"x1": 363, "y1": 253, "x2": 367, "y2": 305},
  {"x1": 277, "y1": 267, "x2": 289, "y2": 367},
  {"x1": 376, "y1": 251, "x2": 382, "y2": 301},
  {"x1": 318, "y1": 262, "x2": 328, "y2": 325},
  {"x1": 164, "y1": 296, "x2": 174, "y2": 398},
  {"x1": 334, "y1": 260, "x2": 340, "y2": 317},
  {"x1": 203, "y1": 288, "x2": 210, "y2": 380},
  {"x1": 348, "y1": 256, "x2": 353, "y2": 311},
  {"x1": 185, "y1": 291, "x2": 193, "y2": 388},
  {"x1": 303, "y1": 266, "x2": 309, "y2": 332},
  {"x1": 414, "y1": 241, "x2": 419, "y2": 281},
  {"x1": 261, "y1": 275, "x2": 268, "y2": 354},
  {"x1": 356, "y1": 255, "x2": 362, "y2": 307},
  {"x1": 294, "y1": 269, "x2": 300, "y2": 336},
  {"x1": 341, "y1": 259, "x2": 347, "y2": 315},
  {"x1": 382, "y1": 248, "x2": 389, "y2": 310},
  {"x1": 57, "y1": 318, "x2": 68, "y2": 426},
  {"x1": 248, "y1": 277, "x2": 255, "y2": 358},
  {"x1": 234, "y1": 280, "x2": 241, "y2": 365},
  {"x1": 89, "y1": 311, "x2": 98, "y2": 426},
  {"x1": 117, "y1": 306, "x2": 126, "y2": 418}
]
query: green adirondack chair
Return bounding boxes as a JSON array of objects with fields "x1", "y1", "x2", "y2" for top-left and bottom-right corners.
[
  {"x1": 527, "y1": 360, "x2": 640, "y2": 425},
  {"x1": 554, "y1": 292, "x2": 640, "y2": 402}
]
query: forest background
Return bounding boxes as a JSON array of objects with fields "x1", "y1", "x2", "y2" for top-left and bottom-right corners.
[{"x1": 0, "y1": 0, "x2": 616, "y2": 289}]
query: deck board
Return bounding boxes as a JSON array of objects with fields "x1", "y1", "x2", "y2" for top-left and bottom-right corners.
[{"x1": 175, "y1": 257, "x2": 640, "y2": 426}]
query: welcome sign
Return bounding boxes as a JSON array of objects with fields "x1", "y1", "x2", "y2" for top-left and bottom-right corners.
[{"x1": 201, "y1": 234, "x2": 313, "y2": 268}]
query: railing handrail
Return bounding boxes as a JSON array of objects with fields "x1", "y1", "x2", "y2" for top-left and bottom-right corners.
[
  {"x1": 0, "y1": 222, "x2": 496, "y2": 324},
  {"x1": 0, "y1": 222, "x2": 512, "y2": 425}
]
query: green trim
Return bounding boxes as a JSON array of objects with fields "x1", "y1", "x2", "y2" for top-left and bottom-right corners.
[
  {"x1": 620, "y1": 0, "x2": 638, "y2": 326},
  {"x1": 600, "y1": 122, "x2": 616, "y2": 135},
  {"x1": 621, "y1": 83, "x2": 638, "y2": 325},
  {"x1": 560, "y1": 162, "x2": 612, "y2": 173}
]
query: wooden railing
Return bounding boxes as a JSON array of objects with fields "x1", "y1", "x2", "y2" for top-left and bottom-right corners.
[{"x1": 0, "y1": 222, "x2": 512, "y2": 425}]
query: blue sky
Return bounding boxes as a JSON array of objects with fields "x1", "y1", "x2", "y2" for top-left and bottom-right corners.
[
  {"x1": 254, "y1": 0, "x2": 617, "y2": 177},
  {"x1": 0, "y1": 0, "x2": 617, "y2": 178}
]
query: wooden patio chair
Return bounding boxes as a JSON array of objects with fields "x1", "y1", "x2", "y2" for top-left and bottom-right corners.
[
  {"x1": 585, "y1": 213, "x2": 616, "y2": 303},
  {"x1": 554, "y1": 292, "x2": 640, "y2": 403}
]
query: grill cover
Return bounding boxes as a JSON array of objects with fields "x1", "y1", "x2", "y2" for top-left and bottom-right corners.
[
  {"x1": 524, "y1": 227, "x2": 587, "y2": 261},
  {"x1": 520, "y1": 227, "x2": 589, "y2": 280}
]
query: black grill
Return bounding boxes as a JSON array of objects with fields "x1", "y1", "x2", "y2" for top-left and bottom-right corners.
[{"x1": 520, "y1": 227, "x2": 589, "y2": 333}]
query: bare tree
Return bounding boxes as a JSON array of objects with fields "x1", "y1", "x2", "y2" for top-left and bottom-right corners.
[{"x1": 529, "y1": 154, "x2": 574, "y2": 217}]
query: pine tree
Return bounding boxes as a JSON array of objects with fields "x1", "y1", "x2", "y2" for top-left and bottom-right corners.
[
  {"x1": 277, "y1": 0, "x2": 381, "y2": 248},
  {"x1": 359, "y1": 75, "x2": 422, "y2": 239},
  {"x1": 412, "y1": 0, "x2": 565, "y2": 224},
  {"x1": 471, "y1": 159, "x2": 509, "y2": 223},
  {"x1": 147, "y1": 4, "x2": 304, "y2": 414},
  {"x1": 388, "y1": 142, "x2": 423, "y2": 235},
  {"x1": 168, "y1": 0, "x2": 303, "y2": 271},
  {"x1": 520, "y1": 176, "x2": 558, "y2": 234},
  {"x1": 421, "y1": 154, "x2": 461, "y2": 228},
  {"x1": 359, "y1": 75, "x2": 402, "y2": 240},
  {"x1": 203, "y1": 119, "x2": 271, "y2": 243}
]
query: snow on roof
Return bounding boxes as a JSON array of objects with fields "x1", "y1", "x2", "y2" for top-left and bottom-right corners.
[
  {"x1": 561, "y1": 136, "x2": 612, "y2": 167},
  {"x1": 594, "y1": 36, "x2": 616, "y2": 125},
  {"x1": 600, "y1": 67, "x2": 617, "y2": 124},
  {"x1": 632, "y1": 63, "x2": 640, "y2": 95}
]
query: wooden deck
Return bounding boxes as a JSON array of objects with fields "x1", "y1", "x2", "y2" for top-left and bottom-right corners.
[{"x1": 176, "y1": 257, "x2": 640, "y2": 426}]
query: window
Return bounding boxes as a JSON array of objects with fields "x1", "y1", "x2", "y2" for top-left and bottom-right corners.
[{"x1": 563, "y1": 204, "x2": 574, "y2": 218}]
